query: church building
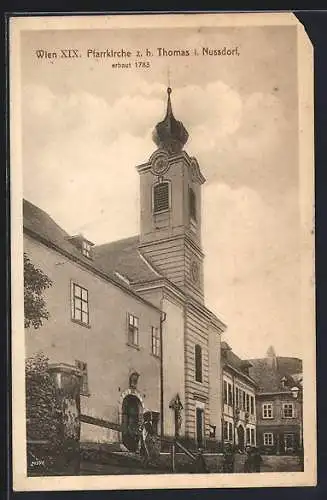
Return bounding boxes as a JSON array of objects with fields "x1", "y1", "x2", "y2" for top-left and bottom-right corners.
[{"x1": 24, "y1": 88, "x2": 226, "y2": 451}]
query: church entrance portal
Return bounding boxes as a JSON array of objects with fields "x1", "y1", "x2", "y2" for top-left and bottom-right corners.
[{"x1": 121, "y1": 394, "x2": 142, "y2": 452}]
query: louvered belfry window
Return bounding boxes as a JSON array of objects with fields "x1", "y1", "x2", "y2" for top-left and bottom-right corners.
[{"x1": 153, "y1": 182, "x2": 169, "y2": 213}]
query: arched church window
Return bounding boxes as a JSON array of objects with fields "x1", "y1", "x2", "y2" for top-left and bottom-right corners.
[
  {"x1": 153, "y1": 181, "x2": 170, "y2": 213},
  {"x1": 189, "y1": 187, "x2": 197, "y2": 221},
  {"x1": 195, "y1": 344, "x2": 202, "y2": 383}
]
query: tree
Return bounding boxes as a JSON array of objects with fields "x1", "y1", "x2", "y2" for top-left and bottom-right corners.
[{"x1": 24, "y1": 253, "x2": 53, "y2": 329}]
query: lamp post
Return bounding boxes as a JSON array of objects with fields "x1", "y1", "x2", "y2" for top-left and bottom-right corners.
[{"x1": 290, "y1": 386, "x2": 303, "y2": 456}]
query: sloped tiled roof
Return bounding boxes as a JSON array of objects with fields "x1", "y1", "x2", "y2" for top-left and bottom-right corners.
[
  {"x1": 247, "y1": 356, "x2": 302, "y2": 393},
  {"x1": 221, "y1": 341, "x2": 256, "y2": 386},
  {"x1": 23, "y1": 199, "x2": 160, "y2": 302},
  {"x1": 93, "y1": 237, "x2": 161, "y2": 283}
]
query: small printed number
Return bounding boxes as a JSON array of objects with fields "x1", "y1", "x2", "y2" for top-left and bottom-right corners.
[{"x1": 135, "y1": 61, "x2": 150, "y2": 68}]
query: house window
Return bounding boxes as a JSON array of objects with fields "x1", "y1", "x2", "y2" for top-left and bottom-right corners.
[
  {"x1": 151, "y1": 326, "x2": 160, "y2": 357},
  {"x1": 239, "y1": 389, "x2": 243, "y2": 410},
  {"x1": 263, "y1": 432, "x2": 274, "y2": 446},
  {"x1": 228, "y1": 383, "x2": 233, "y2": 407},
  {"x1": 228, "y1": 422, "x2": 233, "y2": 442},
  {"x1": 71, "y1": 283, "x2": 89, "y2": 326},
  {"x1": 250, "y1": 428, "x2": 255, "y2": 445},
  {"x1": 250, "y1": 396, "x2": 255, "y2": 415},
  {"x1": 262, "y1": 403, "x2": 273, "y2": 419},
  {"x1": 195, "y1": 344, "x2": 202, "y2": 382},
  {"x1": 223, "y1": 380, "x2": 228, "y2": 405},
  {"x1": 243, "y1": 391, "x2": 246, "y2": 411},
  {"x1": 246, "y1": 428, "x2": 251, "y2": 444},
  {"x1": 189, "y1": 187, "x2": 197, "y2": 221},
  {"x1": 153, "y1": 182, "x2": 170, "y2": 213},
  {"x1": 75, "y1": 360, "x2": 89, "y2": 395},
  {"x1": 246, "y1": 394, "x2": 250, "y2": 413},
  {"x1": 223, "y1": 421, "x2": 228, "y2": 440},
  {"x1": 283, "y1": 403, "x2": 294, "y2": 418},
  {"x1": 235, "y1": 387, "x2": 239, "y2": 408},
  {"x1": 82, "y1": 240, "x2": 91, "y2": 258},
  {"x1": 128, "y1": 314, "x2": 139, "y2": 346}
]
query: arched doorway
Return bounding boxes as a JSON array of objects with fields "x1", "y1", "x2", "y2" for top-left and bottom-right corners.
[
  {"x1": 121, "y1": 394, "x2": 142, "y2": 452},
  {"x1": 237, "y1": 425, "x2": 245, "y2": 451}
]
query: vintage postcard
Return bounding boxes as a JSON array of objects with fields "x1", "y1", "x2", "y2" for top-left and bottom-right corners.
[{"x1": 10, "y1": 12, "x2": 316, "y2": 491}]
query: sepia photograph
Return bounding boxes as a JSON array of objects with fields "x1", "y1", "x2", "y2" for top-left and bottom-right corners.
[{"x1": 10, "y1": 12, "x2": 316, "y2": 490}]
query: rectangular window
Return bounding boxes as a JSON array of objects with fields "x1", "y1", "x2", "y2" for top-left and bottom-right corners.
[
  {"x1": 243, "y1": 391, "x2": 246, "y2": 411},
  {"x1": 235, "y1": 387, "x2": 239, "y2": 408},
  {"x1": 128, "y1": 314, "x2": 139, "y2": 346},
  {"x1": 228, "y1": 383, "x2": 233, "y2": 407},
  {"x1": 82, "y1": 240, "x2": 91, "y2": 258},
  {"x1": 246, "y1": 428, "x2": 251, "y2": 444},
  {"x1": 262, "y1": 403, "x2": 273, "y2": 419},
  {"x1": 283, "y1": 403, "x2": 294, "y2": 418},
  {"x1": 189, "y1": 187, "x2": 197, "y2": 221},
  {"x1": 228, "y1": 422, "x2": 233, "y2": 442},
  {"x1": 246, "y1": 394, "x2": 250, "y2": 413},
  {"x1": 223, "y1": 421, "x2": 228, "y2": 440},
  {"x1": 75, "y1": 360, "x2": 89, "y2": 395},
  {"x1": 284, "y1": 433, "x2": 295, "y2": 450},
  {"x1": 250, "y1": 396, "x2": 255, "y2": 415},
  {"x1": 195, "y1": 344, "x2": 202, "y2": 383},
  {"x1": 223, "y1": 381, "x2": 228, "y2": 405},
  {"x1": 263, "y1": 432, "x2": 274, "y2": 446},
  {"x1": 151, "y1": 326, "x2": 160, "y2": 357},
  {"x1": 153, "y1": 182, "x2": 169, "y2": 213},
  {"x1": 71, "y1": 283, "x2": 89, "y2": 325},
  {"x1": 250, "y1": 428, "x2": 255, "y2": 445}
]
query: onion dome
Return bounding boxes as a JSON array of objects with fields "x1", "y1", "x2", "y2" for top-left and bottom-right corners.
[{"x1": 152, "y1": 87, "x2": 189, "y2": 154}]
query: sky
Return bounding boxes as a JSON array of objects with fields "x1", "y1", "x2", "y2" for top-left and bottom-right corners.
[{"x1": 21, "y1": 25, "x2": 302, "y2": 359}]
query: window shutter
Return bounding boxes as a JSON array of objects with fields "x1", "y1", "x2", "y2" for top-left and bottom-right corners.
[{"x1": 153, "y1": 182, "x2": 169, "y2": 213}]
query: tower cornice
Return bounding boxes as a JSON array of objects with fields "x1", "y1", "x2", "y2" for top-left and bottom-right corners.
[{"x1": 136, "y1": 150, "x2": 206, "y2": 184}]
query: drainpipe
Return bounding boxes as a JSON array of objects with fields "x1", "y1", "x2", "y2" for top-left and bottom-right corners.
[{"x1": 160, "y1": 310, "x2": 167, "y2": 439}]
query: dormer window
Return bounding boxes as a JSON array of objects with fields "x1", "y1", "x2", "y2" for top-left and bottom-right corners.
[
  {"x1": 153, "y1": 181, "x2": 170, "y2": 214},
  {"x1": 82, "y1": 240, "x2": 91, "y2": 258},
  {"x1": 68, "y1": 234, "x2": 94, "y2": 259}
]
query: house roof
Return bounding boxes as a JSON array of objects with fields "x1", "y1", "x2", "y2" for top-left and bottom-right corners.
[
  {"x1": 23, "y1": 199, "x2": 161, "y2": 310},
  {"x1": 247, "y1": 355, "x2": 302, "y2": 393},
  {"x1": 93, "y1": 237, "x2": 161, "y2": 283},
  {"x1": 221, "y1": 341, "x2": 256, "y2": 386}
]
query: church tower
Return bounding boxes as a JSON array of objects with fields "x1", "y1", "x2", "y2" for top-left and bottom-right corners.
[{"x1": 136, "y1": 88, "x2": 206, "y2": 303}]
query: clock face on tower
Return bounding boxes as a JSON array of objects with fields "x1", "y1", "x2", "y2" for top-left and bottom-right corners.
[
  {"x1": 190, "y1": 260, "x2": 200, "y2": 285},
  {"x1": 150, "y1": 150, "x2": 170, "y2": 176}
]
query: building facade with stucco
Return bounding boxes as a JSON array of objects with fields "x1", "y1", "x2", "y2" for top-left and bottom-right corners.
[
  {"x1": 248, "y1": 346, "x2": 303, "y2": 454},
  {"x1": 24, "y1": 87, "x2": 226, "y2": 451},
  {"x1": 221, "y1": 342, "x2": 257, "y2": 451}
]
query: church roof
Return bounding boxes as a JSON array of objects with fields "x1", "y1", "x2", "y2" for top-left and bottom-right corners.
[
  {"x1": 247, "y1": 355, "x2": 302, "y2": 394},
  {"x1": 93, "y1": 237, "x2": 161, "y2": 284},
  {"x1": 23, "y1": 199, "x2": 161, "y2": 305}
]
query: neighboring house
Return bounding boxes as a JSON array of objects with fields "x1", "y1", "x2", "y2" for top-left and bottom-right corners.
[
  {"x1": 221, "y1": 342, "x2": 257, "y2": 450},
  {"x1": 24, "y1": 87, "x2": 226, "y2": 451},
  {"x1": 248, "y1": 346, "x2": 303, "y2": 454}
]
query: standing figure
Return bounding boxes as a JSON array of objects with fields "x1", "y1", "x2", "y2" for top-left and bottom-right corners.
[
  {"x1": 222, "y1": 444, "x2": 235, "y2": 473},
  {"x1": 252, "y1": 447, "x2": 263, "y2": 472}
]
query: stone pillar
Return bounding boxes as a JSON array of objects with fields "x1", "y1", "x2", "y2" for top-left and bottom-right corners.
[{"x1": 48, "y1": 363, "x2": 82, "y2": 475}]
